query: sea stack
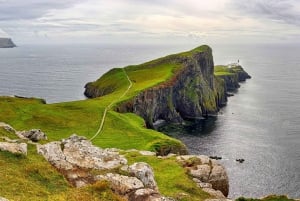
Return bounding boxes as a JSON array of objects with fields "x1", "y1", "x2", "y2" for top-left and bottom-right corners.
[{"x1": 0, "y1": 38, "x2": 16, "y2": 48}]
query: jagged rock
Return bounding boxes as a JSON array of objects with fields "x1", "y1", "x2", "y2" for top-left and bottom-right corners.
[
  {"x1": 176, "y1": 154, "x2": 229, "y2": 197},
  {"x1": 209, "y1": 164, "x2": 229, "y2": 197},
  {"x1": 0, "y1": 122, "x2": 16, "y2": 133},
  {"x1": 61, "y1": 134, "x2": 127, "y2": 170},
  {"x1": 139, "y1": 150, "x2": 156, "y2": 156},
  {"x1": 190, "y1": 164, "x2": 211, "y2": 181},
  {"x1": 202, "y1": 188, "x2": 226, "y2": 198},
  {"x1": 38, "y1": 134, "x2": 127, "y2": 171},
  {"x1": 0, "y1": 142, "x2": 27, "y2": 155},
  {"x1": 37, "y1": 141, "x2": 73, "y2": 170},
  {"x1": 128, "y1": 162, "x2": 158, "y2": 190},
  {"x1": 129, "y1": 188, "x2": 161, "y2": 201},
  {"x1": 0, "y1": 197, "x2": 9, "y2": 201},
  {"x1": 96, "y1": 173, "x2": 144, "y2": 195},
  {"x1": 17, "y1": 129, "x2": 47, "y2": 142},
  {"x1": 205, "y1": 199, "x2": 232, "y2": 201}
]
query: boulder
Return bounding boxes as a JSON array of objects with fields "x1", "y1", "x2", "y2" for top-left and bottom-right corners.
[
  {"x1": 0, "y1": 122, "x2": 16, "y2": 133},
  {"x1": 202, "y1": 188, "x2": 226, "y2": 198},
  {"x1": 37, "y1": 141, "x2": 73, "y2": 170},
  {"x1": 37, "y1": 134, "x2": 127, "y2": 171},
  {"x1": 129, "y1": 188, "x2": 161, "y2": 201},
  {"x1": 0, "y1": 197, "x2": 9, "y2": 201},
  {"x1": 176, "y1": 154, "x2": 229, "y2": 197},
  {"x1": 190, "y1": 164, "x2": 211, "y2": 181},
  {"x1": 61, "y1": 134, "x2": 127, "y2": 170},
  {"x1": 0, "y1": 142, "x2": 27, "y2": 155},
  {"x1": 209, "y1": 165, "x2": 229, "y2": 197},
  {"x1": 96, "y1": 173, "x2": 144, "y2": 195},
  {"x1": 17, "y1": 129, "x2": 47, "y2": 142},
  {"x1": 128, "y1": 162, "x2": 158, "y2": 190}
]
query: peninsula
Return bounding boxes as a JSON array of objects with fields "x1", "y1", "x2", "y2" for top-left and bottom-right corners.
[
  {"x1": 0, "y1": 38, "x2": 16, "y2": 48},
  {"x1": 1, "y1": 45, "x2": 294, "y2": 201}
]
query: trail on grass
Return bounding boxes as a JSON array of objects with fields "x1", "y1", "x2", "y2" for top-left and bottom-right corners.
[{"x1": 90, "y1": 68, "x2": 133, "y2": 141}]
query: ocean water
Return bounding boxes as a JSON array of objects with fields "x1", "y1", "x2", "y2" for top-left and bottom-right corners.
[{"x1": 0, "y1": 43, "x2": 299, "y2": 198}]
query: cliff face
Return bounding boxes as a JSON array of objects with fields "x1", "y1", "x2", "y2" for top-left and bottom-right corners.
[
  {"x1": 117, "y1": 47, "x2": 227, "y2": 128},
  {"x1": 0, "y1": 38, "x2": 16, "y2": 48},
  {"x1": 85, "y1": 45, "x2": 250, "y2": 128}
]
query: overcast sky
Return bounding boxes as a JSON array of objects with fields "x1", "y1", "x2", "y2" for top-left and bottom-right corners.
[{"x1": 0, "y1": 0, "x2": 300, "y2": 44}]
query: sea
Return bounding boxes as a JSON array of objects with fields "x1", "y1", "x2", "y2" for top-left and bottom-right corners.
[{"x1": 0, "y1": 43, "x2": 299, "y2": 199}]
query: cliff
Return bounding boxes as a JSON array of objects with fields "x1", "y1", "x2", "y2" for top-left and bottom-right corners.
[
  {"x1": 0, "y1": 38, "x2": 16, "y2": 48},
  {"x1": 85, "y1": 45, "x2": 250, "y2": 128}
]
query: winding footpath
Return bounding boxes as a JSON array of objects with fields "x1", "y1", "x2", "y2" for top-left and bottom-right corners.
[{"x1": 90, "y1": 69, "x2": 133, "y2": 141}]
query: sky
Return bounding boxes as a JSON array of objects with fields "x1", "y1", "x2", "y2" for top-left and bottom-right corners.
[{"x1": 0, "y1": 0, "x2": 300, "y2": 45}]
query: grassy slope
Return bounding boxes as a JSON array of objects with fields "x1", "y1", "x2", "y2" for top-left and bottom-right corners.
[{"x1": 0, "y1": 45, "x2": 213, "y2": 200}]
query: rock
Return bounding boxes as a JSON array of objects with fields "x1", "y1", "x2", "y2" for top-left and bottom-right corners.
[
  {"x1": 0, "y1": 122, "x2": 16, "y2": 133},
  {"x1": 205, "y1": 199, "x2": 232, "y2": 201},
  {"x1": 190, "y1": 164, "x2": 211, "y2": 181},
  {"x1": 202, "y1": 188, "x2": 225, "y2": 198},
  {"x1": 61, "y1": 134, "x2": 127, "y2": 170},
  {"x1": 209, "y1": 165, "x2": 229, "y2": 197},
  {"x1": 129, "y1": 188, "x2": 161, "y2": 201},
  {"x1": 128, "y1": 162, "x2": 158, "y2": 190},
  {"x1": 0, "y1": 142, "x2": 27, "y2": 155},
  {"x1": 37, "y1": 141, "x2": 73, "y2": 170},
  {"x1": 17, "y1": 129, "x2": 47, "y2": 142},
  {"x1": 210, "y1": 156, "x2": 222, "y2": 160},
  {"x1": 177, "y1": 154, "x2": 229, "y2": 197},
  {"x1": 139, "y1": 150, "x2": 156, "y2": 156},
  {"x1": 0, "y1": 197, "x2": 9, "y2": 201},
  {"x1": 96, "y1": 173, "x2": 144, "y2": 195},
  {"x1": 236, "y1": 159, "x2": 245, "y2": 163}
]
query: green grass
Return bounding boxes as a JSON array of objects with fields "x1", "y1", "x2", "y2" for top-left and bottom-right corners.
[{"x1": 214, "y1": 65, "x2": 245, "y2": 76}]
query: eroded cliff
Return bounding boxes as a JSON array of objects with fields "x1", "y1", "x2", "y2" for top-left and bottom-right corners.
[{"x1": 84, "y1": 45, "x2": 250, "y2": 128}]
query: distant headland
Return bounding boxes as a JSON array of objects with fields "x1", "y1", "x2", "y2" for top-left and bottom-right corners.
[{"x1": 0, "y1": 38, "x2": 16, "y2": 48}]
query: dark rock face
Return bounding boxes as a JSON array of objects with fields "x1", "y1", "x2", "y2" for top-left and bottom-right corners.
[
  {"x1": 118, "y1": 48, "x2": 226, "y2": 128},
  {"x1": 0, "y1": 38, "x2": 16, "y2": 48}
]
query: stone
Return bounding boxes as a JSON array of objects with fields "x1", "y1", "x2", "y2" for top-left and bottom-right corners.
[
  {"x1": 0, "y1": 122, "x2": 16, "y2": 133},
  {"x1": 37, "y1": 134, "x2": 127, "y2": 171},
  {"x1": 0, "y1": 197, "x2": 9, "y2": 201},
  {"x1": 190, "y1": 164, "x2": 211, "y2": 181},
  {"x1": 128, "y1": 162, "x2": 158, "y2": 190},
  {"x1": 209, "y1": 165, "x2": 229, "y2": 197},
  {"x1": 205, "y1": 199, "x2": 232, "y2": 201},
  {"x1": 129, "y1": 188, "x2": 161, "y2": 201},
  {"x1": 0, "y1": 142, "x2": 27, "y2": 155},
  {"x1": 17, "y1": 129, "x2": 47, "y2": 142},
  {"x1": 37, "y1": 141, "x2": 74, "y2": 170},
  {"x1": 62, "y1": 134, "x2": 127, "y2": 170},
  {"x1": 202, "y1": 188, "x2": 225, "y2": 198},
  {"x1": 139, "y1": 150, "x2": 156, "y2": 156},
  {"x1": 96, "y1": 173, "x2": 144, "y2": 195}
]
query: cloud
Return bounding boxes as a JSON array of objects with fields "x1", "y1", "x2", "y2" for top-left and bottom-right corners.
[
  {"x1": 0, "y1": 0, "x2": 300, "y2": 44},
  {"x1": 0, "y1": 0, "x2": 80, "y2": 21},
  {"x1": 229, "y1": 0, "x2": 300, "y2": 26}
]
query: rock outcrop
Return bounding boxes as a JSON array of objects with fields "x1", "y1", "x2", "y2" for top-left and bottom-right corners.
[
  {"x1": 17, "y1": 129, "x2": 47, "y2": 142},
  {"x1": 0, "y1": 142, "x2": 27, "y2": 155},
  {"x1": 177, "y1": 155, "x2": 229, "y2": 197},
  {"x1": 84, "y1": 46, "x2": 250, "y2": 128},
  {"x1": 0, "y1": 38, "x2": 16, "y2": 48},
  {"x1": 0, "y1": 197, "x2": 9, "y2": 201}
]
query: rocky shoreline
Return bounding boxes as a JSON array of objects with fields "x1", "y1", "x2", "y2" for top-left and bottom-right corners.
[{"x1": 0, "y1": 123, "x2": 230, "y2": 201}]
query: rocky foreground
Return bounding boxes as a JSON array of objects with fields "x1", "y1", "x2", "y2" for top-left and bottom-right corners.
[{"x1": 0, "y1": 122, "x2": 230, "y2": 201}]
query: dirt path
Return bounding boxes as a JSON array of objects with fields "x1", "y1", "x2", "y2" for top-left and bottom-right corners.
[{"x1": 90, "y1": 68, "x2": 133, "y2": 141}]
